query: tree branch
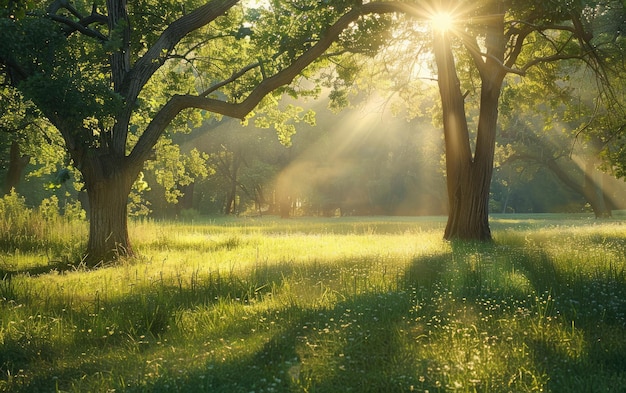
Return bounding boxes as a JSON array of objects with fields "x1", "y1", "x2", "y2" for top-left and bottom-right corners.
[
  {"x1": 199, "y1": 61, "x2": 262, "y2": 98},
  {"x1": 129, "y1": 1, "x2": 429, "y2": 166},
  {"x1": 519, "y1": 52, "x2": 586, "y2": 73},
  {"x1": 121, "y1": 0, "x2": 240, "y2": 103},
  {"x1": 45, "y1": 0, "x2": 107, "y2": 40},
  {"x1": 460, "y1": 31, "x2": 525, "y2": 77},
  {"x1": 504, "y1": 26, "x2": 532, "y2": 69},
  {"x1": 46, "y1": 13, "x2": 107, "y2": 41}
]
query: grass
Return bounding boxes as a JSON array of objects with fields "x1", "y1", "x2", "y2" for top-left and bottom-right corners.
[{"x1": 0, "y1": 214, "x2": 625, "y2": 392}]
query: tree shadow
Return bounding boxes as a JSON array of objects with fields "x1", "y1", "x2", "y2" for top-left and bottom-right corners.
[
  {"x1": 0, "y1": 261, "x2": 78, "y2": 280},
  {"x1": 0, "y1": 260, "x2": 296, "y2": 391},
  {"x1": 444, "y1": 240, "x2": 626, "y2": 392},
  {"x1": 510, "y1": 246, "x2": 626, "y2": 391},
  {"x1": 5, "y1": 239, "x2": 624, "y2": 392},
  {"x1": 120, "y1": 253, "x2": 451, "y2": 392}
]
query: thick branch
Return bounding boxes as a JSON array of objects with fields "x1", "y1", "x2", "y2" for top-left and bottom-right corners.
[
  {"x1": 129, "y1": 1, "x2": 428, "y2": 166},
  {"x1": 45, "y1": 0, "x2": 107, "y2": 40},
  {"x1": 460, "y1": 31, "x2": 525, "y2": 77},
  {"x1": 122, "y1": 0, "x2": 240, "y2": 103},
  {"x1": 107, "y1": 0, "x2": 131, "y2": 91},
  {"x1": 111, "y1": 0, "x2": 241, "y2": 156},
  {"x1": 504, "y1": 26, "x2": 532, "y2": 69},
  {"x1": 46, "y1": 13, "x2": 107, "y2": 40}
]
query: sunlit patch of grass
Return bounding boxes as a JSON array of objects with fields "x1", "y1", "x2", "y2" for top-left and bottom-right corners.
[{"x1": 1, "y1": 215, "x2": 625, "y2": 392}]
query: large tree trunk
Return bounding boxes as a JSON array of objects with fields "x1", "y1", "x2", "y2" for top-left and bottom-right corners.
[
  {"x1": 82, "y1": 160, "x2": 136, "y2": 265},
  {"x1": 433, "y1": 13, "x2": 505, "y2": 241}
]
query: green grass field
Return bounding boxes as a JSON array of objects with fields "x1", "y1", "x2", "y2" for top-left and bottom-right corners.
[{"x1": 1, "y1": 214, "x2": 625, "y2": 392}]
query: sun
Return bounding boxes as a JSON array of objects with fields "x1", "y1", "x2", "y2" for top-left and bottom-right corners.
[{"x1": 431, "y1": 11, "x2": 455, "y2": 33}]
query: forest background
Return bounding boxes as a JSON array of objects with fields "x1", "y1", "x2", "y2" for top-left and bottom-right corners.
[{"x1": 3, "y1": 65, "x2": 626, "y2": 220}]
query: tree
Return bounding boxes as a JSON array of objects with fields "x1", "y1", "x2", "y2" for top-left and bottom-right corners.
[
  {"x1": 1, "y1": 87, "x2": 32, "y2": 194},
  {"x1": 0, "y1": 0, "x2": 399, "y2": 263},
  {"x1": 495, "y1": 16, "x2": 626, "y2": 218},
  {"x1": 0, "y1": 84, "x2": 67, "y2": 197},
  {"x1": 498, "y1": 101, "x2": 619, "y2": 217},
  {"x1": 415, "y1": 0, "x2": 624, "y2": 239}
]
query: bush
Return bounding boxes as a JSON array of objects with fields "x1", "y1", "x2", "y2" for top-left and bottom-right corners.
[
  {"x1": 39, "y1": 195, "x2": 60, "y2": 222},
  {"x1": 0, "y1": 191, "x2": 87, "y2": 253},
  {"x1": 0, "y1": 190, "x2": 37, "y2": 241},
  {"x1": 63, "y1": 199, "x2": 86, "y2": 221}
]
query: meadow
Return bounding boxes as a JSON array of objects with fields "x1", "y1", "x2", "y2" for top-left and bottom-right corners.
[{"x1": 1, "y1": 205, "x2": 625, "y2": 391}]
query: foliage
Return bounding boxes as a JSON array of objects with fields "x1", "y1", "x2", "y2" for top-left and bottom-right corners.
[
  {"x1": 0, "y1": 190, "x2": 86, "y2": 253},
  {"x1": 146, "y1": 140, "x2": 210, "y2": 204},
  {"x1": 253, "y1": 103, "x2": 317, "y2": 146},
  {"x1": 0, "y1": 84, "x2": 66, "y2": 192},
  {"x1": 128, "y1": 172, "x2": 152, "y2": 217},
  {"x1": 0, "y1": 190, "x2": 32, "y2": 238},
  {"x1": 0, "y1": 0, "x2": 35, "y2": 19},
  {"x1": 38, "y1": 195, "x2": 60, "y2": 221},
  {"x1": 0, "y1": 216, "x2": 625, "y2": 391}
]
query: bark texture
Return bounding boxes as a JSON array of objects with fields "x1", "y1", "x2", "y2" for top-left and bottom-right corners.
[
  {"x1": 83, "y1": 160, "x2": 135, "y2": 265},
  {"x1": 433, "y1": 11, "x2": 506, "y2": 241}
]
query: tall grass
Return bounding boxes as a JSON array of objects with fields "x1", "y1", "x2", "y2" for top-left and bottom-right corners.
[
  {"x1": 0, "y1": 192, "x2": 87, "y2": 268},
  {"x1": 0, "y1": 214, "x2": 625, "y2": 392}
]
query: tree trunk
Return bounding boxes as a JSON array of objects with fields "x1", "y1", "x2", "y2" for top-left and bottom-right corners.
[
  {"x1": 83, "y1": 163, "x2": 135, "y2": 265},
  {"x1": 225, "y1": 155, "x2": 241, "y2": 215},
  {"x1": 433, "y1": 14, "x2": 505, "y2": 241}
]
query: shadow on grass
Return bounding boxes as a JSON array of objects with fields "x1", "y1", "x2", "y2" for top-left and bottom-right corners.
[
  {"x1": 0, "y1": 261, "x2": 79, "y2": 280},
  {"x1": 0, "y1": 260, "x2": 298, "y2": 392},
  {"x1": 510, "y1": 246, "x2": 626, "y2": 391},
  {"x1": 113, "y1": 253, "x2": 451, "y2": 393},
  {"x1": 2, "y1": 252, "x2": 449, "y2": 392},
  {"x1": 4, "y1": 238, "x2": 625, "y2": 392},
  {"x1": 444, "y1": 240, "x2": 626, "y2": 392}
]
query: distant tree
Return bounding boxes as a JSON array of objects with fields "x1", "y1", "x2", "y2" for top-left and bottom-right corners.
[
  {"x1": 0, "y1": 85, "x2": 65, "y2": 196},
  {"x1": 190, "y1": 112, "x2": 303, "y2": 216},
  {"x1": 497, "y1": 36, "x2": 626, "y2": 218},
  {"x1": 1, "y1": 87, "x2": 32, "y2": 194}
]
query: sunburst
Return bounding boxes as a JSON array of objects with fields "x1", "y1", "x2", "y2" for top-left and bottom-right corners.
[{"x1": 430, "y1": 11, "x2": 456, "y2": 33}]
